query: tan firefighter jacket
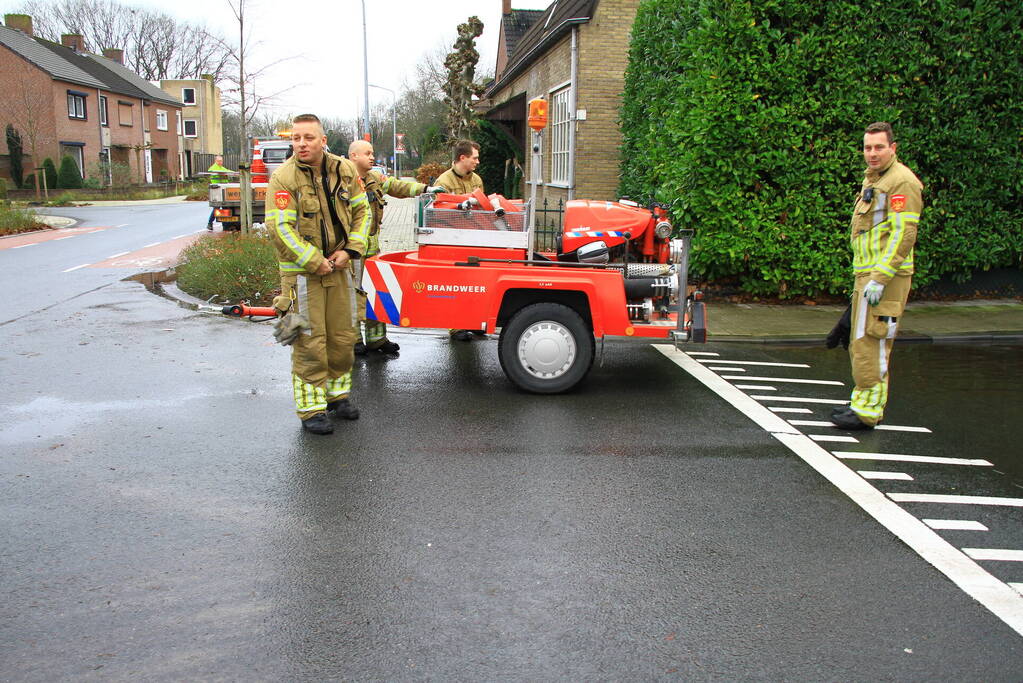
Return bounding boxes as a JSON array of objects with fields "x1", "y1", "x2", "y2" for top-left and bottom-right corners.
[
  {"x1": 363, "y1": 170, "x2": 427, "y2": 237},
  {"x1": 265, "y1": 152, "x2": 371, "y2": 275},
  {"x1": 849, "y1": 155, "x2": 923, "y2": 285},
  {"x1": 435, "y1": 167, "x2": 484, "y2": 195}
]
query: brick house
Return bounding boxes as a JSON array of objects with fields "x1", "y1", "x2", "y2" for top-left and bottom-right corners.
[
  {"x1": 160, "y1": 77, "x2": 223, "y2": 179},
  {"x1": 0, "y1": 14, "x2": 183, "y2": 186},
  {"x1": 482, "y1": 0, "x2": 640, "y2": 204}
]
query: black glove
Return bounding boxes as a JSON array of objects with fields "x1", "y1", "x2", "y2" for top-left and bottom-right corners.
[{"x1": 825, "y1": 304, "x2": 852, "y2": 349}]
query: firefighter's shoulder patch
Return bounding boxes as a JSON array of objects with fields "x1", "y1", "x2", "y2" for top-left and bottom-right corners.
[
  {"x1": 890, "y1": 194, "x2": 906, "y2": 212},
  {"x1": 274, "y1": 190, "x2": 290, "y2": 210}
]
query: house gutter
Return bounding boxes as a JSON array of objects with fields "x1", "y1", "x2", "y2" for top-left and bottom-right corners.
[
  {"x1": 567, "y1": 26, "x2": 578, "y2": 200},
  {"x1": 484, "y1": 17, "x2": 590, "y2": 99}
]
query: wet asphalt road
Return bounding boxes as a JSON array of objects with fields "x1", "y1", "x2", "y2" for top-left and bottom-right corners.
[{"x1": 2, "y1": 205, "x2": 1022, "y2": 679}]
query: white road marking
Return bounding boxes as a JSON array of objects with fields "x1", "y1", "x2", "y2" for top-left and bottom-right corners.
[
  {"x1": 889, "y1": 493, "x2": 1023, "y2": 507},
  {"x1": 769, "y1": 407, "x2": 813, "y2": 414},
  {"x1": 172, "y1": 233, "x2": 190, "y2": 239},
  {"x1": 62, "y1": 263, "x2": 90, "y2": 272},
  {"x1": 833, "y1": 451, "x2": 993, "y2": 467},
  {"x1": 654, "y1": 345, "x2": 1023, "y2": 638},
  {"x1": 736, "y1": 385, "x2": 776, "y2": 391},
  {"x1": 12, "y1": 243, "x2": 38, "y2": 249},
  {"x1": 788, "y1": 420, "x2": 932, "y2": 433},
  {"x1": 752, "y1": 395, "x2": 848, "y2": 405},
  {"x1": 1012, "y1": 583, "x2": 1023, "y2": 596},
  {"x1": 686, "y1": 351, "x2": 719, "y2": 357},
  {"x1": 107, "y1": 251, "x2": 129, "y2": 258},
  {"x1": 697, "y1": 359, "x2": 811, "y2": 368},
  {"x1": 710, "y1": 366, "x2": 745, "y2": 372},
  {"x1": 810, "y1": 434, "x2": 859, "y2": 443},
  {"x1": 723, "y1": 375, "x2": 844, "y2": 386},
  {"x1": 142, "y1": 242, "x2": 161, "y2": 248},
  {"x1": 924, "y1": 519, "x2": 989, "y2": 531},
  {"x1": 54, "y1": 236, "x2": 73, "y2": 240},
  {"x1": 963, "y1": 548, "x2": 1023, "y2": 562},
  {"x1": 859, "y1": 471, "x2": 914, "y2": 481},
  {"x1": 116, "y1": 223, "x2": 128, "y2": 227}
]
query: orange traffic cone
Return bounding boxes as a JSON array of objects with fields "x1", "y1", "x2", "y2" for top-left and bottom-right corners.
[{"x1": 251, "y1": 139, "x2": 268, "y2": 183}]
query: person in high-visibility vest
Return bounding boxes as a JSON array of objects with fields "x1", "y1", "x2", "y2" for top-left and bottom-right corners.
[
  {"x1": 206, "y1": 155, "x2": 230, "y2": 230},
  {"x1": 831, "y1": 121, "x2": 922, "y2": 430},
  {"x1": 436, "y1": 140, "x2": 486, "y2": 342},
  {"x1": 347, "y1": 139, "x2": 441, "y2": 355},
  {"x1": 265, "y1": 114, "x2": 371, "y2": 435}
]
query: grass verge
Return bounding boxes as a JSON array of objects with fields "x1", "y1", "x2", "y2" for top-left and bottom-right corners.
[
  {"x1": 0, "y1": 204, "x2": 48, "y2": 235},
  {"x1": 176, "y1": 231, "x2": 279, "y2": 305}
]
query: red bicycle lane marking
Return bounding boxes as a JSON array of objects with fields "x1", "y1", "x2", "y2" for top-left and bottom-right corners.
[
  {"x1": 89, "y1": 232, "x2": 222, "y2": 269},
  {"x1": 0, "y1": 226, "x2": 112, "y2": 250}
]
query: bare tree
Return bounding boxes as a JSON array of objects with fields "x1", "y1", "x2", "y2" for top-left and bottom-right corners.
[
  {"x1": 17, "y1": 0, "x2": 234, "y2": 81},
  {"x1": 6, "y1": 58, "x2": 53, "y2": 195}
]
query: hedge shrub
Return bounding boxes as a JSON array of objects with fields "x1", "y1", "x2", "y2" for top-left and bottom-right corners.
[
  {"x1": 620, "y1": 0, "x2": 1023, "y2": 297},
  {"x1": 57, "y1": 155, "x2": 83, "y2": 189}
]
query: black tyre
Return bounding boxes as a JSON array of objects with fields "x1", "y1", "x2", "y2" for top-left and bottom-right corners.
[{"x1": 498, "y1": 302, "x2": 595, "y2": 394}]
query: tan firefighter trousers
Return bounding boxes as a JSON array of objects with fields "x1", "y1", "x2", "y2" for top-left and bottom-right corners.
[{"x1": 848, "y1": 274, "x2": 912, "y2": 425}]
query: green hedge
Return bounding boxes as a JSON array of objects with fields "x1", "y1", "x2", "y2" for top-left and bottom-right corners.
[{"x1": 620, "y1": 0, "x2": 1023, "y2": 297}]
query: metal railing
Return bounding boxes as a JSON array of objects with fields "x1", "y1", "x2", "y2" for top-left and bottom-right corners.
[{"x1": 532, "y1": 197, "x2": 565, "y2": 253}]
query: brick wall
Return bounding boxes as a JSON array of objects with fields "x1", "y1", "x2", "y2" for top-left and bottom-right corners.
[
  {"x1": 106, "y1": 93, "x2": 145, "y2": 181},
  {"x1": 147, "y1": 102, "x2": 180, "y2": 180},
  {"x1": 51, "y1": 80, "x2": 102, "y2": 178},
  {"x1": 0, "y1": 46, "x2": 57, "y2": 177}
]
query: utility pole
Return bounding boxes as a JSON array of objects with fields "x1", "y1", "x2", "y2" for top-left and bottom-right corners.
[{"x1": 360, "y1": 0, "x2": 371, "y2": 141}]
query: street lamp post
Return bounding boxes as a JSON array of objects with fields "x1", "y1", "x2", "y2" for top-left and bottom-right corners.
[
  {"x1": 369, "y1": 83, "x2": 397, "y2": 177},
  {"x1": 360, "y1": 0, "x2": 371, "y2": 141}
]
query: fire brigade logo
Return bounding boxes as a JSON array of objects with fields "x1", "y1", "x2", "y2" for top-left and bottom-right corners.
[
  {"x1": 412, "y1": 280, "x2": 426, "y2": 293},
  {"x1": 890, "y1": 194, "x2": 906, "y2": 212},
  {"x1": 274, "y1": 190, "x2": 291, "y2": 210}
]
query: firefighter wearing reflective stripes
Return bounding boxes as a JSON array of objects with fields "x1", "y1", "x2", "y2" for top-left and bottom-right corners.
[
  {"x1": 836, "y1": 122, "x2": 922, "y2": 430},
  {"x1": 265, "y1": 115, "x2": 371, "y2": 432},
  {"x1": 347, "y1": 139, "x2": 429, "y2": 351}
]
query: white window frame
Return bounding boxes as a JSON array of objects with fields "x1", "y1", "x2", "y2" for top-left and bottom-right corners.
[
  {"x1": 99, "y1": 95, "x2": 108, "y2": 126},
  {"x1": 60, "y1": 144, "x2": 84, "y2": 178},
  {"x1": 67, "y1": 92, "x2": 86, "y2": 120},
  {"x1": 176, "y1": 111, "x2": 182, "y2": 135},
  {"x1": 183, "y1": 119, "x2": 198, "y2": 138},
  {"x1": 156, "y1": 109, "x2": 168, "y2": 131},
  {"x1": 181, "y1": 88, "x2": 196, "y2": 105},
  {"x1": 549, "y1": 85, "x2": 571, "y2": 186}
]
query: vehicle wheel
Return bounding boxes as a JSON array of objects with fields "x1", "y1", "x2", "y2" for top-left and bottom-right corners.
[{"x1": 498, "y1": 302, "x2": 594, "y2": 394}]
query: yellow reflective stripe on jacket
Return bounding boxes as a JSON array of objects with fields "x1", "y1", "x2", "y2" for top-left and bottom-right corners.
[
  {"x1": 270, "y1": 207, "x2": 315, "y2": 267},
  {"x1": 278, "y1": 261, "x2": 306, "y2": 272},
  {"x1": 348, "y1": 192, "x2": 371, "y2": 244},
  {"x1": 852, "y1": 212, "x2": 918, "y2": 276}
]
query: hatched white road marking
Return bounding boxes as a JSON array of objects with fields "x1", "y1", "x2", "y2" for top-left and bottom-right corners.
[
  {"x1": 62, "y1": 263, "x2": 90, "y2": 272},
  {"x1": 888, "y1": 493, "x2": 1023, "y2": 507},
  {"x1": 654, "y1": 345, "x2": 1023, "y2": 638},
  {"x1": 710, "y1": 366, "x2": 745, "y2": 372},
  {"x1": 924, "y1": 519, "x2": 989, "y2": 531},
  {"x1": 963, "y1": 549, "x2": 1023, "y2": 562},
  {"x1": 737, "y1": 385, "x2": 776, "y2": 391},
  {"x1": 769, "y1": 407, "x2": 813, "y2": 414},
  {"x1": 788, "y1": 420, "x2": 932, "y2": 433},
  {"x1": 696, "y1": 359, "x2": 810, "y2": 368},
  {"x1": 752, "y1": 395, "x2": 848, "y2": 405},
  {"x1": 859, "y1": 471, "x2": 913, "y2": 481},
  {"x1": 833, "y1": 451, "x2": 992, "y2": 467},
  {"x1": 724, "y1": 375, "x2": 844, "y2": 386},
  {"x1": 810, "y1": 434, "x2": 859, "y2": 443}
]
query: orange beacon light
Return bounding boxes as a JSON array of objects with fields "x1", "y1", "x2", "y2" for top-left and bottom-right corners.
[{"x1": 528, "y1": 97, "x2": 548, "y2": 131}]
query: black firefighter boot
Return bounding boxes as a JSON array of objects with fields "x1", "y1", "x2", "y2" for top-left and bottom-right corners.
[
  {"x1": 354, "y1": 341, "x2": 367, "y2": 356},
  {"x1": 301, "y1": 413, "x2": 333, "y2": 435},
  {"x1": 830, "y1": 408, "x2": 874, "y2": 430},
  {"x1": 373, "y1": 339, "x2": 400, "y2": 355},
  {"x1": 327, "y1": 398, "x2": 360, "y2": 420}
]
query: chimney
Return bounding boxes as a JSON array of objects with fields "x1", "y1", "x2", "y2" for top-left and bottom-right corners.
[
  {"x1": 61, "y1": 33, "x2": 85, "y2": 52},
  {"x1": 102, "y1": 48, "x2": 124, "y2": 64},
  {"x1": 503, "y1": 0, "x2": 511, "y2": 15},
  {"x1": 4, "y1": 14, "x2": 33, "y2": 35}
]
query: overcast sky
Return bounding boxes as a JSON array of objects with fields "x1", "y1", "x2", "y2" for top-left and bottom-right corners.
[{"x1": 2, "y1": 0, "x2": 555, "y2": 122}]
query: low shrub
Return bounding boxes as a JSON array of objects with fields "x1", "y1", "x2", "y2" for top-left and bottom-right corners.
[
  {"x1": 0, "y1": 204, "x2": 46, "y2": 235},
  {"x1": 176, "y1": 231, "x2": 278, "y2": 304}
]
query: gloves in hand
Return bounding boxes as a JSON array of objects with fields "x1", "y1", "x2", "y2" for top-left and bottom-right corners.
[
  {"x1": 425, "y1": 185, "x2": 444, "y2": 194},
  {"x1": 863, "y1": 280, "x2": 885, "y2": 306},
  {"x1": 825, "y1": 304, "x2": 852, "y2": 349},
  {"x1": 272, "y1": 312, "x2": 310, "y2": 346}
]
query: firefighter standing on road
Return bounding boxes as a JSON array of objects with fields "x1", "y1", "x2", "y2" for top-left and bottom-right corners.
[
  {"x1": 435, "y1": 140, "x2": 485, "y2": 342},
  {"x1": 266, "y1": 114, "x2": 371, "y2": 435},
  {"x1": 831, "y1": 121, "x2": 923, "y2": 430},
  {"x1": 347, "y1": 139, "x2": 441, "y2": 356},
  {"x1": 206, "y1": 155, "x2": 231, "y2": 230}
]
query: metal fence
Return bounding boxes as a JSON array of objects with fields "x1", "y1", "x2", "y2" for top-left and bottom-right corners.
[
  {"x1": 193, "y1": 152, "x2": 240, "y2": 179},
  {"x1": 533, "y1": 197, "x2": 565, "y2": 253}
]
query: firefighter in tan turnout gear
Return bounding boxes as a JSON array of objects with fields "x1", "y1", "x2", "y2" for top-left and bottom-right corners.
[
  {"x1": 831, "y1": 121, "x2": 923, "y2": 430},
  {"x1": 347, "y1": 139, "x2": 441, "y2": 356},
  {"x1": 435, "y1": 139, "x2": 485, "y2": 342},
  {"x1": 266, "y1": 114, "x2": 372, "y2": 435}
]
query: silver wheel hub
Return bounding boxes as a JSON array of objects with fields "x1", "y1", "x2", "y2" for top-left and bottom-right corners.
[{"x1": 517, "y1": 320, "x2": 576, "y2": 379}]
